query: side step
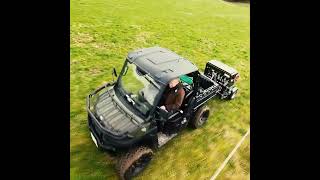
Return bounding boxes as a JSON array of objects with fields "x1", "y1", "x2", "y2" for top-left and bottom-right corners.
[{"x1": 157, "y1": 132, "x2": 177, "y2": 148}]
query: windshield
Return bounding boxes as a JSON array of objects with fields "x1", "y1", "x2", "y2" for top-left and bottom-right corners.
[{"x1": 118, "y1": 62, "x2": 161, "y2": 116}]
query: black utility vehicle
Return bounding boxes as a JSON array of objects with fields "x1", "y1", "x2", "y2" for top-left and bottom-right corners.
[{"x1": 86, "y1": 47, "x2": 239, "y2": 179}]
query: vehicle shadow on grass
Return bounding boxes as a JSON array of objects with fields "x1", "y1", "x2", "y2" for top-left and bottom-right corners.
[
  {"x1": 70, "y1": 138, "x2": 119, "y2": 179},
  {"x1": 222, "y1": 0, "x2": 250, "y2": 7},
  {"x1": 70, "y1": 127, "x2": 223, "y2": 180},
  {"x1": 70, "y1": 97, "x2": 240, "y2": 180}
]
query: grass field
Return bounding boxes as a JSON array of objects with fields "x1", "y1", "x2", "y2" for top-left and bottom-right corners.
[{"x1": 70, "y1": 0, "x2": 250, "y2": 179}]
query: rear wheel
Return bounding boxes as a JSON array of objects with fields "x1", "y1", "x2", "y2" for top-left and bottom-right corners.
[
  {"x1": 190, "y1": 105, "x2": 210, "y2": 129},
  {"x1": 117, "y1": 146, "x2": 153, "y2": 180}
]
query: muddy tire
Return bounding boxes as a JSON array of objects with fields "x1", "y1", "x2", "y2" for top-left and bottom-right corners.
[
  {"x1": 190, "y1": 105, "x2": 210, "y2": 129},
  {"x1": 117, "y1": 146, "x2": 153, "y2": 180}
]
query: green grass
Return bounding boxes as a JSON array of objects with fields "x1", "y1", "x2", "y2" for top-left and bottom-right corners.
[
  {"x1": 217, "y1": 134, "x2": 250, "y2": 180},
  {"x1": 70, "y1": 0, "x2": 250, "y2": 179}
]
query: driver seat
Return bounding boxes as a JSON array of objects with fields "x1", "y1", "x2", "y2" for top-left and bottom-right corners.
[{"x1": 181, "y1": 89, "x2": 193, "y2": 111}]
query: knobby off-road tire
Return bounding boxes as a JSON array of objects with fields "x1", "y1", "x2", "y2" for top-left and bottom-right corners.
[
  {"x1": 117, "y1": 146, "x2": 153, "y2": 180},
  {"x1": 190, "y1": 105, "x2": 210, "y2": 129}
]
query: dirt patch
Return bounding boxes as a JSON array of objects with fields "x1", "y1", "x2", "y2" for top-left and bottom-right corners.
[
  {"x1": 91, "y1": 43, "x2": 106, "y2": 49},
  {"x1": 70, "y1": 59, "x2": 80, "y2": 65},
  {"x1": 71, "y1": 32, "x2": 94, "y2": 47},
  {"x1": 89, "y1": 68, "x2": 102, "y2": 75},
  {"x1": 90, "y1": 42, "x2": 116, "y2": 50},
  {"x1": 135, "y1": 32, "x2": 154, "y2": 44}
]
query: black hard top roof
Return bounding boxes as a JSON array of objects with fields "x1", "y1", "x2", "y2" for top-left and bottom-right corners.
[{"x1": 127, "y1": 47, "x2": 198, "y2": 85}]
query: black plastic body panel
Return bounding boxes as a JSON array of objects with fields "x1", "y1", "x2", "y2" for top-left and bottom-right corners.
[
  {"x1": 88, "y1": 112, "x2": 158, "y2": 152},
  {"x1": 87, "y1": 82, "x2": 159, "y2": 152},
  {"x1": 86, "y1": 50, "x2": 239, "y2": 153}
]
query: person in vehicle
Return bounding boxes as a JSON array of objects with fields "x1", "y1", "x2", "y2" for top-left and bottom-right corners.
[{"x1": 160, "y1": 78, "x2": 185, "y2": 112}]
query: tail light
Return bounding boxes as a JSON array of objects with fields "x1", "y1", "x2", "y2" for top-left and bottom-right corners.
[{"x1": 234, "y1": 74, "x2": 240, "y2": 81}]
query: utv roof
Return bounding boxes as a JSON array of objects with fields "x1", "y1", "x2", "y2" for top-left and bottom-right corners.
[{"x1": 127, "y1": 47, "x2": 198, "y2": 85}]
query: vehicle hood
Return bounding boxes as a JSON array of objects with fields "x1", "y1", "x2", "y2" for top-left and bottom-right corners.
[{"x1": 93, "y1": 88, "x2": 147, "y2": 135}]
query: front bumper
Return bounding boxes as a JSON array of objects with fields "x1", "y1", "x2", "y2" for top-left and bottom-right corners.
[
  {"x1": 88, "y1": 113, "x2": 117, "y2": 151},
  {"x1": 88, "y1": 111, "x2": 156, "y2": 152},
  {"x1": 87, "y1": 82, "x2": 126, "y2": 151}
]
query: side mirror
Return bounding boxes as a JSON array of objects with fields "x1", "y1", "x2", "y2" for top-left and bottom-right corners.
[{"x1": 112, "y1": 67, "x2": 117, "y2": 77}]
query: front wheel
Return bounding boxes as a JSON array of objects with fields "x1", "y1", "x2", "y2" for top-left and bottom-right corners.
[
  {"x1": 117, "y1": 146, "x2": 153, "y2": 180},
  {"x1": 190, "y1": 105, "x2": 210, "y2": 129}
]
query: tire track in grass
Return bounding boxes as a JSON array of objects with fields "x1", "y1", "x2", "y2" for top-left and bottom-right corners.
[{"x1": 210, "y1": 128, "x2": 250, "y2": 180}]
